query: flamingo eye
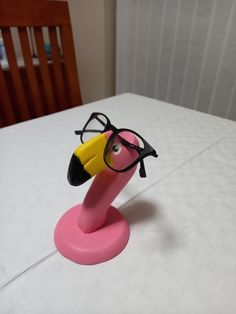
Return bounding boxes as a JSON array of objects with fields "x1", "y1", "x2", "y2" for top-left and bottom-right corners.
[{"x1": 111, "y1": 143, "x2": 121, "y2": 154}]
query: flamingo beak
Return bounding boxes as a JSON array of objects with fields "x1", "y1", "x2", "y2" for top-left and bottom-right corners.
[{"x1": 67, "y1": 133, "x2": 108, "y2": 186}]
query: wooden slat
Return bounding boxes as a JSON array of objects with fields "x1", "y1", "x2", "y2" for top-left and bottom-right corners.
[
  {"x1": 34, "y1": 27, "x2": 56, "y2": 113},
  {"x1": 18, "y1": 27, "x2": 44, "y2": 117},
  {"x1": 0, "y1": 64, "x2": 16, "y2": 126},
  {"x1": 0, "y1": 103, "x2": 3, "y2": 127},
  {"x1": 60, "y1": 25, "x2": 82, "y2": 107},
  {"x1": 1, "y1": 27, "x2": 30, "y2": 121},
  {"x1": 0, "y1": 1, "x2": 70, "y2": 27},
  {"x1": 48, "y1": 26, "x2": 66, "y2": 110},
  {"x1": 0, "y1": 0, "x2": 82, "y2": 125}
]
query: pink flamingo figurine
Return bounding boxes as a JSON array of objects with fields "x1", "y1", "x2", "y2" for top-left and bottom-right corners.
[{"x1": 54, "y1": 113, "x2": 158, "y2": 265}]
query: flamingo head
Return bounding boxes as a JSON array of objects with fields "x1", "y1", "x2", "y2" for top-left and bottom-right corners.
[{"x1": 67, "y1": 130, "x2": 139, "y2": 186}]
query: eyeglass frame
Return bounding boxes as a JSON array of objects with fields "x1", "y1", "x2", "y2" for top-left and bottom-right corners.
[{"x1": 74, "y1": 112, "x2": 158, "y2": 177}]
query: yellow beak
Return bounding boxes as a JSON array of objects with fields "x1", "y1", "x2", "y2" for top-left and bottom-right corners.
[{"x1": 67, "y1": 133, "x2": 108, "y2": 186}]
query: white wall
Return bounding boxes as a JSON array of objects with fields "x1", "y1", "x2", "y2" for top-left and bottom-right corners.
[{"x1": 68, "y1": 0, "x2": 116, "y2": 104}]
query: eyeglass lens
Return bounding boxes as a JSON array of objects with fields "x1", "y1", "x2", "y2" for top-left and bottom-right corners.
[
  {"x1": 105, "y1": 130, "x2": 144, "y2": 171},
  {"x1": 82, "y1": 114, "x2": 108, "y2": 143}
]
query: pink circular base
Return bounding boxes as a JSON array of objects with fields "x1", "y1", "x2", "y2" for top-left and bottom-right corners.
[{"x1": 54, "y1": 205, "x2": 130, "y2": 265}]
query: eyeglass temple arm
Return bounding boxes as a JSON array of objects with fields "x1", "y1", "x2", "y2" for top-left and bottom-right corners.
[
  {"x1": 74, "y1": 130, "x2": 82, "y2": 135},
  {"x1": 137, "y1": 147, "x2": 158, "y2": 177},
  {"x1": 139, "y1": 159, "x2": 147, "y2": 178},
  {"x1": 153, "y1": 151, "x2": 158, "y2": 158},
  {"x1": 74, "y1": 129, "x2": 103, "y2": 135}
]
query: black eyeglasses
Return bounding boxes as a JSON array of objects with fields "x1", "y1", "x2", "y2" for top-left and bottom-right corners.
[{"x1": 74, "y1": 112, "x2": 158, "y2": 178}]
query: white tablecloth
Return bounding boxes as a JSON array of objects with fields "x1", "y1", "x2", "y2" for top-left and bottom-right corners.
[{"x1": 1, "y1": 94, "x2": 236, "y2": 313}]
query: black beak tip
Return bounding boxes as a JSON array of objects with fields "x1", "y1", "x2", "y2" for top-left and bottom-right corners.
[{"x1": 67, "y1": 154, "x2": 91, "y2": 186}]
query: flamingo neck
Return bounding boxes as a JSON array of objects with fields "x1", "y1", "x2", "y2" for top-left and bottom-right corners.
[{"x1": 77, "y1": 165, "x2": 137, "y2": 233}]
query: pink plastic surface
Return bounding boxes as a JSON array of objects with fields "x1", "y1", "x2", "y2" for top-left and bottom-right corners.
[
  {"x1": 54, "y1": 131, "x2": 138, "y2": 265},
  {"x1": 54, "y1": 205, "x2": 130, "y2": 265}
]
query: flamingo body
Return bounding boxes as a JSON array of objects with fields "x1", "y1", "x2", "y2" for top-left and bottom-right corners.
[{"x1": 54, "y1": 131, "x2": 138, "y2": 264}]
